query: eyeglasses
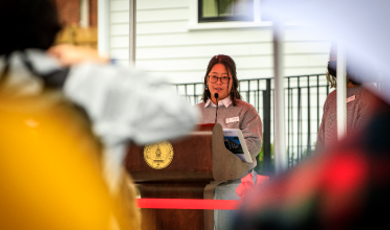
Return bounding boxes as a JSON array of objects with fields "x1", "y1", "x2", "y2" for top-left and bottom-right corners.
[{"x1": 208, "y1": 75, "x2": 231, "y2": 84}]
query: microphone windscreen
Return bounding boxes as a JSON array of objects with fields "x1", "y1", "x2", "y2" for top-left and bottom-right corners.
[{"x1": 214, "y1": 93, "x2": 219, "y2": 99}]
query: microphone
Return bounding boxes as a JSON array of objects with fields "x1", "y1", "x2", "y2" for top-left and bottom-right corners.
[{"x1": 214, "y1": 93, "x2": 219, "y2": 124}]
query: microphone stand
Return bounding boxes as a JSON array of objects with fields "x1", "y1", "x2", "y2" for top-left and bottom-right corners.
[{"x1": 214, "y1": 93, "x2": 219, "y2": 124}]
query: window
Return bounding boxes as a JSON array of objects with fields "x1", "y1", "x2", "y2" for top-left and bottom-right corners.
[
  {"x1": 199, "y1": 0, "x2": 254, "y2": 23},
  {"x1": 189, "y1": 0, "x2": 268, "y2": 30}
]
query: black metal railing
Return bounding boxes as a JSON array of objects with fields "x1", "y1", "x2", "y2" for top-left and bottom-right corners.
[{"x1": 175, "y1": 74, "x2": 331, "y2": 173}]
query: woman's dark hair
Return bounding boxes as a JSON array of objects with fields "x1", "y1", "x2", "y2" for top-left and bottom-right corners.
[
  {"x1": 0, "y1": 0, "x2": 62, "y2": 56},
  {"x1": 327, "y1": 60, "x2": 362, "y2": 88},
  {"x1": 201, "y1": 54, "x2": 241, "y2": 106}
]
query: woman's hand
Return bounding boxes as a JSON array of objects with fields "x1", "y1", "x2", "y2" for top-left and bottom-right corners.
[{"x1": 48, "y1": 44, "x2": 109, "y2": 66}]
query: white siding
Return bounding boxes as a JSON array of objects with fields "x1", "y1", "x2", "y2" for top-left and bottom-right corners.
[
  {"x1": 108, "y1": 0, "x2": 331, "y2": 84},
  {"x1": 109, "y1": 0, "x2": 129, "y2": 63}
]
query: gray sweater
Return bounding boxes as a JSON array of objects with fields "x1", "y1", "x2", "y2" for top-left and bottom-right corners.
[
  {"x1": 317, "y1": 86, "x2": 375, "y2": 149},
  {"x1": 196, "y1": 99, "x2": 263, "y2": 169}
]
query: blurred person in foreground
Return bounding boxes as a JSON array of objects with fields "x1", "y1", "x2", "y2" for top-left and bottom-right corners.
[
  {"x1": 316, "y1": 44, "x2": 375, "y2": 150},
  {"x1": 0, "y1": 96, "x2": 136, "y2": 230},
  {"x1": 231, "y1": 51, "x2": 390, "y2": 229},
  {"x1": 231, "y1": 89, "x2": 390, "y2": 229},
  {"x1": 0, "y1": 0, "x2": 197, "y2": 229}
]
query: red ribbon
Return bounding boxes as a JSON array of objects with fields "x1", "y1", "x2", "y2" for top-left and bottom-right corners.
[
  {"x1": 136, "y1": 175, "x2": 269, "y2": 210},
  {"x1": 136, "y1": 198, "x2": 240, "y2": 210},
  {"x1": 236, "y1": 174, "x2": 269, "y2": 199}
]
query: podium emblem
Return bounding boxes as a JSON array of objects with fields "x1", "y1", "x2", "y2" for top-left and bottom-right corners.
[{"x1": 144, "y1": 141, "x2": 174, "y2": 170}]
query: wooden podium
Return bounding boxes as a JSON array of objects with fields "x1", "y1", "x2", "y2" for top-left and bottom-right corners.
[{"x1": 125, "y1": 123, "x2": 250, "y2": 230}]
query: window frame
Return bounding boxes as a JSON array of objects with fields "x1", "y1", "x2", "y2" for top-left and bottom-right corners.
[
  {"x1": 198, "y1": 0, "x2": 255, "y2": 23},
  {"x1": 188, "y1": 0, "x2": 270, "y2": 30}
]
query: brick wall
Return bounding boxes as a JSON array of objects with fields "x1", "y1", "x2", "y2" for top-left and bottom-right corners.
[
  {"x1": 54, "y1": 0, "x2": 97, "y2": 27},
  {"x1": 55, "y1": 0, "x2": 80, "y2": 25},
  {"x1": 89, "y1": 0, "x2": 97, "y2": 27}
]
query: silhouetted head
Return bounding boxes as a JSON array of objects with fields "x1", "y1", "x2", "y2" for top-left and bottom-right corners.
[{"x1": 0, "y1": 0, "x2": 62, "y2": 56}]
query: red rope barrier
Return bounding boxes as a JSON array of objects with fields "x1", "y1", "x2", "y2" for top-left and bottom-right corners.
[{"x1": 136, "y1": 198, "x2": 241, "y2": 210}]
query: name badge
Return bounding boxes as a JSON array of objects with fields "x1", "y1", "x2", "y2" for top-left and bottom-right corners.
[
  {"x1": 346, "y1": 95, "x2": 356, "y2": 103},
  {"x1": 226, "y1": 116, "x2": 239, "y2": 124}
]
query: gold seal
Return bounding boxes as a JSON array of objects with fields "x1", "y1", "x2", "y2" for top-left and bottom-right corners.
[{"x1": 144, "y1": 141, "x2": 174, "y2": 170}]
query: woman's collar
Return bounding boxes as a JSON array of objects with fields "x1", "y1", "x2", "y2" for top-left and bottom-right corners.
[{"x1": 204, "y1": 97, "x2": 232, "y2": 108}]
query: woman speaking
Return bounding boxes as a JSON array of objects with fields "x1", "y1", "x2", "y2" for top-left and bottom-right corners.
[{"x1": 196, "y1": 54, "x2": 263, "y2": 230}]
